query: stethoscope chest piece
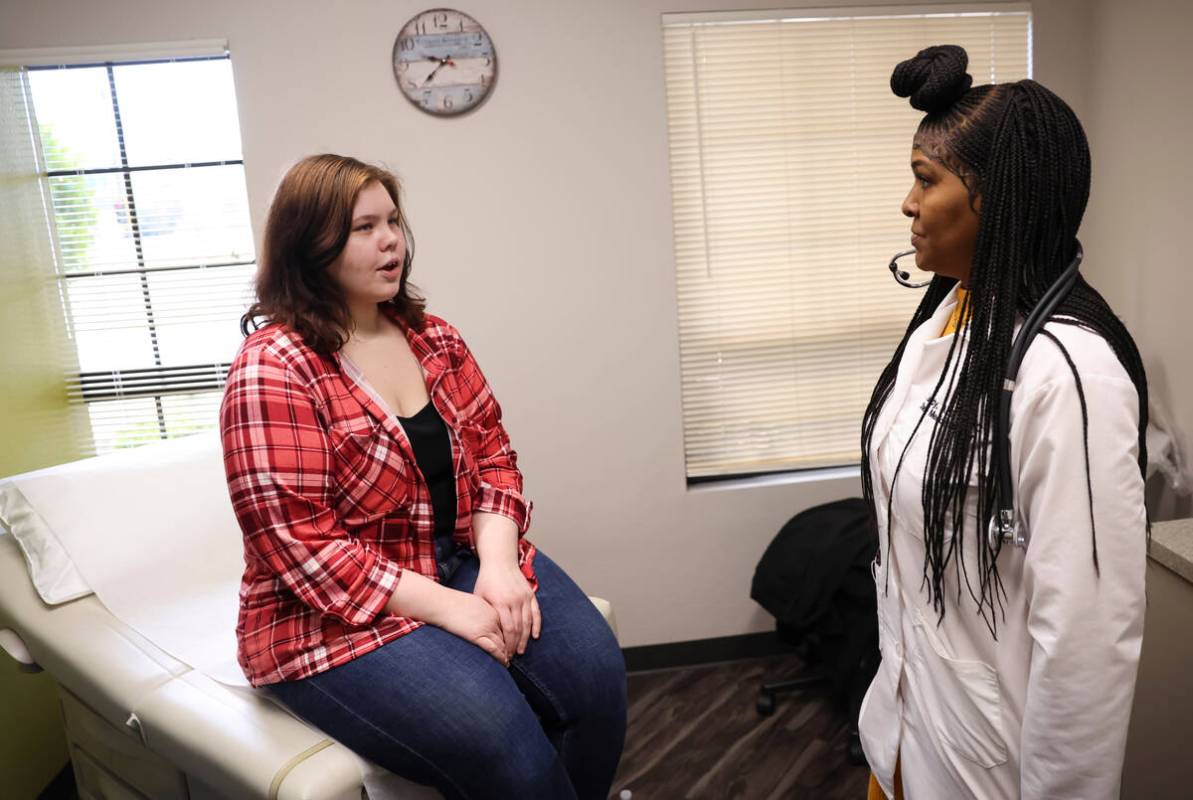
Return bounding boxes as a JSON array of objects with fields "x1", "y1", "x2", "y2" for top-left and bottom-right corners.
[{"x1": 987, "y1": 509, "x2": 1026, "y2": 550}]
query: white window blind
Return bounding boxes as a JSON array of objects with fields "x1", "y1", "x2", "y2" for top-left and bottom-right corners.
[
  {"x1": 8, "y1": 45, "x2": 255, "y2": 454},
  {"x1": 662, "y1": 5, "x2": 1030, "y2": 480}
]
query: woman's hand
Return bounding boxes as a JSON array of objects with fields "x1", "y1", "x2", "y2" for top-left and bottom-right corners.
[
  {"x1": 471, "y1": 510, "x2": 541, "y2": 658},
  {"x1": 473, "y1": 561, "x2": 541, "y2": 659},
  {"x1": 386, "y1": 569, "x2": 507, "y2": 665},
  {"x1": 434, "y1": 589, "x2": 510, "y2": 666}
]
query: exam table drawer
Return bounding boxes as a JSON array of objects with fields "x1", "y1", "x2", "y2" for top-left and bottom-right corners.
[
  {"x1": 60, "y1": 687, "x2": 188, "y2": 800},
  {"x1": 72, "y1": 747, "x2": 149, "y2": 800}
]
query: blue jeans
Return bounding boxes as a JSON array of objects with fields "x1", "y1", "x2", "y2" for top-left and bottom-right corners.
[{"x1": 268, "y1": 550, "x2": 627, "y2": 800}]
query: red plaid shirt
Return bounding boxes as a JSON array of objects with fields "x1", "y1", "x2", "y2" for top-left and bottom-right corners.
[{"x1": 220, "y1": 310, "x2": 535, "y2": 686}]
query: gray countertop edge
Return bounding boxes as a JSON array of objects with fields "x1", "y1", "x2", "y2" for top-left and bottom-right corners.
[{"x1": 1149, "y1": 518, "x2": 1193, "y2": 584}]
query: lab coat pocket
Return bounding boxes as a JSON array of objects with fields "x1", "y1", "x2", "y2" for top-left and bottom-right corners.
[{"x1": 908, "y1": 613, "x2": 1008, "y2": 769}]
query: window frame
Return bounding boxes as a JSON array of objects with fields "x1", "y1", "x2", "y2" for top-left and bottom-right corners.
[{"x1": 3, "y1": 40, "x2": 252, "y2": 454}]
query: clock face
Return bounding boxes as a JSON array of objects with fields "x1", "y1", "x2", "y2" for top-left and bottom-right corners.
[{"x1": 393, "y1": 8, "x2": 496, "y2": 116}]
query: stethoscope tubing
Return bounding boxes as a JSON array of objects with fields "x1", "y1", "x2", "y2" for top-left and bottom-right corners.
[{"x1": 885, "y1": 242, "x2": 1083, "y2": 549}]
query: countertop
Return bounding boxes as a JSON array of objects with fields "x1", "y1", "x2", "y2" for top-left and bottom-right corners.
[{"x1": 1149, "y1": 517, "x2": 1193, "y2": 584}]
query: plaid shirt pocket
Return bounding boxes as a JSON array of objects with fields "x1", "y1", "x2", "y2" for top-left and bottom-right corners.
[{"x1": 328, "y1": 422, "x2": 411, "y2": 523}]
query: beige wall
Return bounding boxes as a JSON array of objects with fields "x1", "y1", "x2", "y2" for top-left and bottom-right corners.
[
  {"x1": 1081, "y1": 0, "x2": 1193, "y2": 516},
  {"x1": 0, "y1": 0, "x2": 1096, "y2": 654},
  {"x1": 1080, "y1": 1, "x2": 1193, "y2": 794}
]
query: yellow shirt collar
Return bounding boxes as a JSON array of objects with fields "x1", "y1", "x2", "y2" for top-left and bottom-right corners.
[{"x1": 942, "y1": 286, "x2": 971, "y2": 336}]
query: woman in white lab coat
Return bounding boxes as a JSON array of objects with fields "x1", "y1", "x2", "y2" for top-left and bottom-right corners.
[{"x1": 858, "y1": 46, "x2": 1150, "y2": 799}]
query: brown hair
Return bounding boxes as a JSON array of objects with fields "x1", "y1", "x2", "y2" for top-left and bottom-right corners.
[{"x1": 241, "y1": 154, "x2": 425, "y2": 354}]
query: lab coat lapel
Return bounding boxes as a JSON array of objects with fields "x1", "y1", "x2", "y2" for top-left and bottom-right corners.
[{"x1": 871, "y1": 287, "x2": 961, "y2": 453}]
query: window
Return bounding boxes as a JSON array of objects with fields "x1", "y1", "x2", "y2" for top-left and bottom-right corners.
[
  {"x1": 11, "y1": 41, "x2": 254, "y2": 454},
  {"x1": 662, "y1": 5, "x2": 1030, "y2": 481}
]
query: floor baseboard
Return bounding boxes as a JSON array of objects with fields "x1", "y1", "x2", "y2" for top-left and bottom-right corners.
[{"x1": 621, "y1": 630, "x2": 794, "y2": 673}]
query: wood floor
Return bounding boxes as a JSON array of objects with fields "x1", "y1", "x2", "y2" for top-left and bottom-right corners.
[{"x1": 610, "y1": 654, "x2": 871, "y2": 800}]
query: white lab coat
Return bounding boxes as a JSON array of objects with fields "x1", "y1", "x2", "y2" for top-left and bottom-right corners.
[{"x1": 859, "y1": 286, "x2": 1147, "y2": 799}]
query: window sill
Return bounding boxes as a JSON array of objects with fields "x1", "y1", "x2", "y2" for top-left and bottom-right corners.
[{"x1": 686, "y1": 464, "x2": 860, "y2": 493}]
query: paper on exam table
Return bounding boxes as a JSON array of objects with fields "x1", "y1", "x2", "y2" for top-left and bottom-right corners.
[{"x1": 14, "y1": 431, "x2": 251, "y2": 687}]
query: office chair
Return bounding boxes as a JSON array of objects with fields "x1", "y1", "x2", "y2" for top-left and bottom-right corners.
[
  {"x1": 751, "y1": 498, "x2": 879, "y2": 766},
  {"x1": 754, "y1": 629, "x2": 872, "y2": 764}
]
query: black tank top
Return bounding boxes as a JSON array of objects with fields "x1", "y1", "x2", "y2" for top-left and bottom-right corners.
[{"x1": 396, "y1": 402, "x2": 462, "y2": 580}]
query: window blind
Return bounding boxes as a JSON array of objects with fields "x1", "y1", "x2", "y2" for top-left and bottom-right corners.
[
  {"x1": 661, "y1": 5, "x2": 1030, "y2": 479},
  {"x1": 12, "y1": 50, "x2": 254, "y2": 454}
]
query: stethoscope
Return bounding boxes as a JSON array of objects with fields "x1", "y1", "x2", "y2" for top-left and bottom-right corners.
[{"x1": 886, "y1": 243, "x2": 1083, "y2": 549}]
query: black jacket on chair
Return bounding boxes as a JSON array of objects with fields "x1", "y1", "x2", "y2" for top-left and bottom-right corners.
[{"x1": 751, "y1": 497, "x2": 880, "y2": 703}]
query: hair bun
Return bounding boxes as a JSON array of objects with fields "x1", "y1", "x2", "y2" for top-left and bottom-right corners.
[{"x1": 891, "y1": 45, "x2": 973, "y2": 113}]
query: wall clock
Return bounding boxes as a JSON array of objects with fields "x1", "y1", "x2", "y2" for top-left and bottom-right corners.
[{"x1": 393, "y1": 8, "x2": 496, "y2": 116}]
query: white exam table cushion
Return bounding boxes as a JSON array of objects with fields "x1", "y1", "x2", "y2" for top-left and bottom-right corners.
[
  {"x1": 0, "y1": 532, "x2": 369, "y2": 797},
  {"x1": 0, "y1": 432, "x2": 249, "y2": 685}
]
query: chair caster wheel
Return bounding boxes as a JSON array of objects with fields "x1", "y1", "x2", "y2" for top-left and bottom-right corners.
[{"x1": 756, "y1": 692, "x2": 776, "y2": 716}]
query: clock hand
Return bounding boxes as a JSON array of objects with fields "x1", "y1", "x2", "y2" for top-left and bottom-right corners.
[{"x1": 422, "y1": 56, "x2": 455, "y2": 86}]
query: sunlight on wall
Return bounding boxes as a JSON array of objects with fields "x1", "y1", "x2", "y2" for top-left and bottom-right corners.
[{"x1": 0, "y1": 65, "x2": 90, "y2": 798}]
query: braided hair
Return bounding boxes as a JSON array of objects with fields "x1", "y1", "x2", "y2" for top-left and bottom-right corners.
[{"x1": 859, "y1": 45, "x2": 1149, "y2": 634}]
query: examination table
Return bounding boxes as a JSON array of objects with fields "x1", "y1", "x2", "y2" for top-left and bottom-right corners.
[{"x1": 0, "y1": 432, "x2": 616, "y2": 799}]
